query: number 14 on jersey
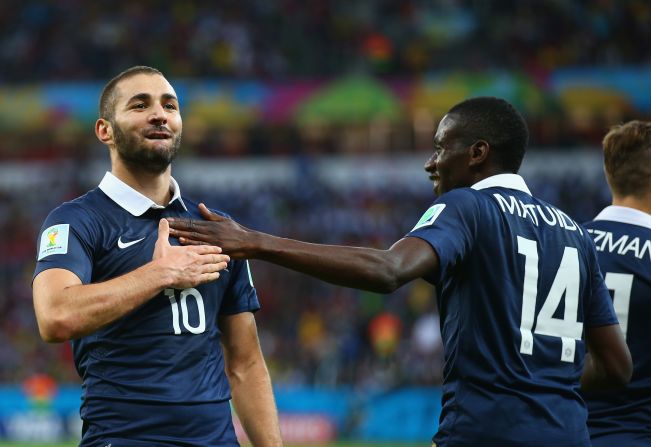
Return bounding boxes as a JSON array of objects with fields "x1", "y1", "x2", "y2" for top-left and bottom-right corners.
[{"x1": 517, "y1": 236, "x2": 584, "y2": 363}]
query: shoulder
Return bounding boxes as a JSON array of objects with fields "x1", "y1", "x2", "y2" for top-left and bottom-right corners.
[
  {"x1": 411, "y1": 188, "x2": 481, "y2": 232},
  {"x1": 45, "y1": 190, "x2": 101, "y2": 222},
  {"x1": 434, "y1": 187, "x2": 484, "y2": 217},
  {"x1": 436, "y1": 187, "x2": 482, "y2": 207},
  {"x1": 41, "y1": 190, "x2": 107, "y2": 237},
  {"x1": 181, "y1": 196, "x2": 232, "y2": 219}
]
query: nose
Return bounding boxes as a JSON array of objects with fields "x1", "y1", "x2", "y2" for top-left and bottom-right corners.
[
  {"x1": 148, "y1": 103, "x2": 168, "y2": 125},
  {"x1": 424, "y1": 153, "x2": 437, "y2": 173}
]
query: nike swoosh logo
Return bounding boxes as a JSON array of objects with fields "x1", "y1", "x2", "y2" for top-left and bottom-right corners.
[{"x1": 117, "y1": 236, "x2": 146, "y2": 249}]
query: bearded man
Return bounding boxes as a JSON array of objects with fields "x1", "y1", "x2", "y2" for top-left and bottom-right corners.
[{"x1": 32, "y1": 66, "x2": 282, "y2": 447}]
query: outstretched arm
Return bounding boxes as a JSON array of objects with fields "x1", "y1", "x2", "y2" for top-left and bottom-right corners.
[{"x1": 167, "y1": 204, "x2": 439, "y2": 293}]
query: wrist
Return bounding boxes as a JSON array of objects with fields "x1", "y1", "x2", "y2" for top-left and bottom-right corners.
[
  {"x1": 244, "y1": 230, "x2": 265, "y2": 258},
  {"x1": 146, "y1": 258, "x2": 175, "y2": 289}
]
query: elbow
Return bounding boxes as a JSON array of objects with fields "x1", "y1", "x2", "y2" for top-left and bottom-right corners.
[
  {"x1": 37, "y1": 313, "x2": 75, "y2": 343},
  {"x1": 224, "y1": 357, "x2": 261, "y2": 387},
  {"x1": 610, "y1": 358, "x2": 633, "y2": 387},
  {"x1": 605, "y1": 367, "x2": 632, "y2": 389},
  {"x1": 602, "y1": 354, "x2": 633, "y2": 388},
  {"x1": 612, "y1": 346, "x2": 634, "y2": 387},
  {"x1": 370, "y1": 264, "x2": 404, "y2": 294},
  {"x1": 371, "y1": 278, "x2": 401, "y2": 294},
  {"x1": 39, "y1": 328, "x2": 67, "y2": 344}
]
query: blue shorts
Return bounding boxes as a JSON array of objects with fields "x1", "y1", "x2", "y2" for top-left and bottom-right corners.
[
  {"x1": 591, "y1": 432, "x2": 651, "y2": 447},
  {"x1": 80, "y1": 398, "x2": 239, "y2": 447}
]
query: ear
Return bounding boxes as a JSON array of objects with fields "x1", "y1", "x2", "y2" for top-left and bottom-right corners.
[
  {"x1": 95, "y1": 118, "x2": 113, "y2": 145},
  {"x1": 468, "y1": 140, "x2": 489, "y2": 167}
]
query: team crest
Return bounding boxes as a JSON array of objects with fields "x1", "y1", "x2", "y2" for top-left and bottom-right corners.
[
  {"x1": 38, "y1": 224, "x2": 70, "y2": 260},
  {"x1": 411, "y1": 204, "x2": 446, "y2": 231}
]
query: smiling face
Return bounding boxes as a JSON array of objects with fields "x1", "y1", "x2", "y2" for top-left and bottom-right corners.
[
  {"x1": 424, "y1": 113, "x2": 475, "y2": 196},
  {"x1": 108, "y1": 73, "x2": 182, "y2": 174}
]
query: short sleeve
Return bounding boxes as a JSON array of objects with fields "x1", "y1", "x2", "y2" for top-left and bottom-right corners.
[
  {"x1": 33, "y1": 204, "x2": 96, "y2": 284},
  {"x1": 219, "y1": 259, "x2": 261, "y2": 315},
  {"x1": 406, "y1": 188, "x2": 480, "y2": 284},
  {"x1": 201, "y1": 207, "x2": 261, "y2": 315},
  {"x1": 583, "y1": 237, "x2": 618, "y2": 328}
]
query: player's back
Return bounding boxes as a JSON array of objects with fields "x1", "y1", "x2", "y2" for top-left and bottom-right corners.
[
  {"x1": 582, "y1": 206, "x2": 651, "y2": 447},
  {"x1": 408, "y1": 178, "x2": 616, "y2": 447}
]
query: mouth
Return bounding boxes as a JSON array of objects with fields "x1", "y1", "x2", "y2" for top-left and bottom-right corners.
[
  {"x1": 144, "y1": 130, "x2": 172, "y2": 140},
  {"x1": 429, "y1": 174, "x2": 441, "y2": 193}
]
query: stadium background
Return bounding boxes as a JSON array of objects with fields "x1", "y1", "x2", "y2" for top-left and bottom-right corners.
[{"x1": 1, "y1": 1, "x2": 650, "y2": 445}]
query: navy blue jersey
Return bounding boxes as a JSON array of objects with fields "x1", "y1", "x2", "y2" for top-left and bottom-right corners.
[
  {"x1": 406, "y1": 174, "x2": 617, "y2": 447},
  {"x1": 33, "y1": 173, "x2": 259, "y2": 447},
  {"x1": 582, "y1": 206, "x2": 651, "y2": 447}
]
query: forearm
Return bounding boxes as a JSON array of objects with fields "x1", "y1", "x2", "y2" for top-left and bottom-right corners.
[
  {"x1": 229, "y1": 356, "x2": 282, "y2": 447},
  {"x1": 580, "y1": 352, "x2": 630, "y2": 391},
  {"x1": 580, "y1": 353, "x2": 605, "y2": 391},
  {"x1": 581, "y1": 325, "x2": 632, "y2": 391},
  {"x1": 168, "y1": 210, "x2": 437, "y2": 292},
  {"x1": 249, "y1": 232, "x2": 403, "y2": 293},
  {"x1": 38, "y1": 262, "x2": 170, "y2": 341}
]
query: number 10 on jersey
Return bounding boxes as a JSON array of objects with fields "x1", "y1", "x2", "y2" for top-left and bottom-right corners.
[
  {"x1": 517, "y1": 236, "x2": 584, "y2": 363},
  {"x1": 165, "y1": 288, "x2": 206, "y2": 334}
]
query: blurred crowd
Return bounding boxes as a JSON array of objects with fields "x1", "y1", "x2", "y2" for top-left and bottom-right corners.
[
  {"x1": 1, "y1": 0, "x2": 649, "y2": 162},
  {"x1": 1, "y1": 0, "x2": 649, "y2": 81},
  {"x1": 0, "y1": 161, "x2": 610, "y2": 389}
]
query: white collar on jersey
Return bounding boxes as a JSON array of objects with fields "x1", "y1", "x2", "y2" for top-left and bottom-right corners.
[
  {"x1": 594, "y1": 205, "x2": 651, "y2": 230},
  {"x1": 470, "y1": 173, "x2": 532, "y2": 195},
  {"x1": 98, "y1": 171, "x2": 188, "y2": 217}
]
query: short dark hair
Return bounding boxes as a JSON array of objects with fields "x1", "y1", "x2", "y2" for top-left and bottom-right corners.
[
  {"x1": 448, "y1": 97, "x2": 529, "y2": 173},
  {"x1": 99, "y1": 66, "x2": 163, "y2": 121},
  {"x1": 602, "y1": 120, "x2": 651, "y2": 198}
]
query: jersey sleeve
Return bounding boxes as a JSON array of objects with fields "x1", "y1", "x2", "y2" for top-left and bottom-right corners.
[
  {"x1": 33, "y1": 203, "x2": 97, "y2": 284},
  {"x1": 583, "y1": 236, "x2": 618, "y2": 328},
  {"x1": 202, "y1": 207, "x2": 261, "y2": 315},
  {"x1": 406, "y1": 188, "x2": 480, "y2": 284},
  {"x1": 219, "y1": 259, "x2": 261, "y2": 315}
]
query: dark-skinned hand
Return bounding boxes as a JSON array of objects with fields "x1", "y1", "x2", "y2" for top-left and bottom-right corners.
[{"x1": 167, "y1": 203, "x2": 252, "y2": 259}]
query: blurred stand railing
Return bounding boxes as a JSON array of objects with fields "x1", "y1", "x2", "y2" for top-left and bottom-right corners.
[{"x1": 0, "y1": 384, "x2": 441, "y2": 443}]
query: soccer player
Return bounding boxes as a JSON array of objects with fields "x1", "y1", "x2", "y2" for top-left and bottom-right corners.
[
  {"x1": 581, "y1": 121, "x2": 651, "y2": 447},
  {"x1": 168, "y1": 97, "x2": 633, "y2": 447},
  {"x1": 32, "y1": 66, "x2": 282, "y2": 447}
]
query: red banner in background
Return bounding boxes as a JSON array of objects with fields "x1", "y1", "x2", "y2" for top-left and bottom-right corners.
[{"x1": 234, "y1": 413, "x2": 336, "y2": 444}]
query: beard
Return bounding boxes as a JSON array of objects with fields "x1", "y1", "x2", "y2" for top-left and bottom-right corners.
[{"x1": 113, "y1": 123, "x2": 182, "y2": 174}]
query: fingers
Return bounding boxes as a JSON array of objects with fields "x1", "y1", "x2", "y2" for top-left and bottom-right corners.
[
  {"x1": 188, "y1": 244, "x2": 224, "y2": 255},
  {"x1": 199, "y1": 203, "x2": 221, "y2": 221},
  {"x1": 192, "y1": 250, "x2": 230, "y2": 270},
  {"x1": 200, "y1": 259, "x2": 229, "y2": 274},
  {"x1": 192, "y1": 255, "x2": 229, "y2": 285},
  {"x1": 166, "y1": 218, "x2": 196, "y2": 232},
  {"x1": 157, "y1": 218, "x2": 170, "y2": 244},
  {"x1": 179, "y1": 237, "x2": 205, "y2": 246},
  {"x1": 211, "y1": 254, "x2": 230, "y2": 265},
  {"x1": 168, "y1": 227, "x2": 194, "y2": 239},
  {"x1": 198, "y1": 272, "x2": 221, "y2": 284},
  {"x1": 175, "y1": 252, "x2": 229, "y2": 286},
  {"x1": 168, "y1": 228, "x2": 214, "y2": 245}
]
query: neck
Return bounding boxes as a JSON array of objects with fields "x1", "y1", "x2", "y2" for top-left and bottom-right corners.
[
  {"x1": 111, "y1": 158, "x2": 172, "y2": 207},
  {"x1": 473, "y1": 166, "x2": 509, "y2": 184},
  {"x1": 612, "y1": 194, "x2": 651, "y2": 215}
]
